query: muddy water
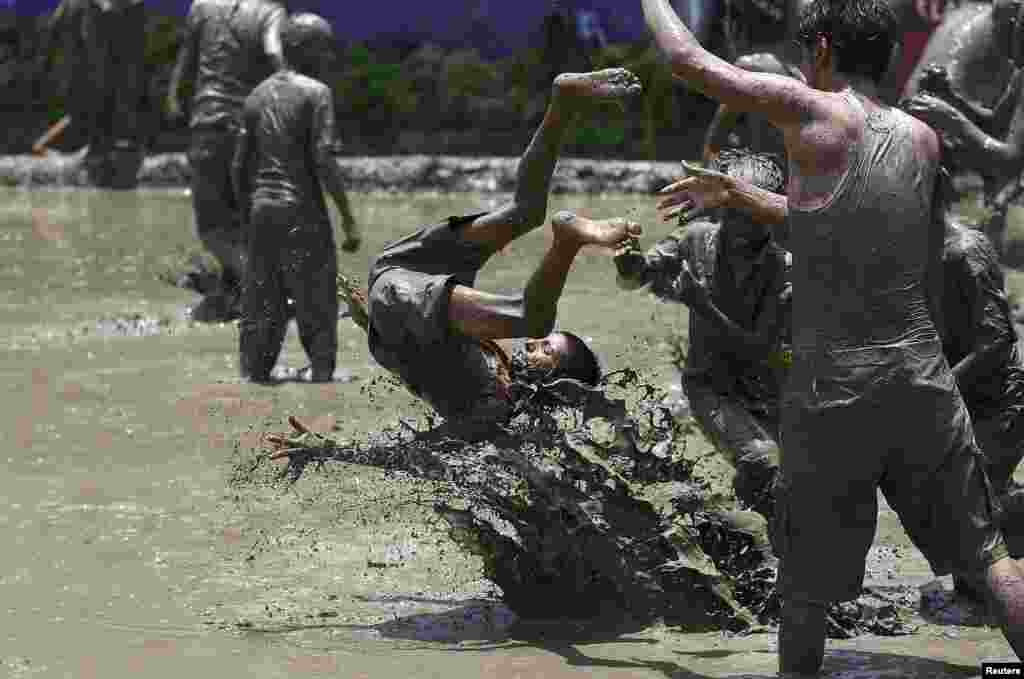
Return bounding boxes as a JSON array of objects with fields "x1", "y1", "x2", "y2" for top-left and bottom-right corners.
[{"x1": 0, "y1": 186, "x2": 1017, "y2": 678}]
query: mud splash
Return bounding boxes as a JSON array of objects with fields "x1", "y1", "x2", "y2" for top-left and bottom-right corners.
[{"x1": 232, "y1": 368, "x2": 919, "y2": 639}]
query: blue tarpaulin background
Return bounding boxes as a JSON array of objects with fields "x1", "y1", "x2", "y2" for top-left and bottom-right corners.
[{"x1": 8, "y1": 0, "x2": 653, "y2": 55}]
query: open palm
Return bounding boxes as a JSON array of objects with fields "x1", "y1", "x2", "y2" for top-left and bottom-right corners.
[{"x1": 656, "y1": 161, "x2": 736, "y2": 224}]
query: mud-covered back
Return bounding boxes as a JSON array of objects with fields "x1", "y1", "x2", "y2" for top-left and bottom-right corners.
[
  {"x1": 788, "y1": 98, "x2": 939, "y2": 353},
  {"x1": 188, "y1": 0, "x2": 285, "y2": 128}
]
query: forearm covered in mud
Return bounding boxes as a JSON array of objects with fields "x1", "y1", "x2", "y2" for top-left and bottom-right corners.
[
  {"x1": 727, "y1": 182, "x2": 790, "y2": 244},
  {"x1": 167, "y1": 28, "x2": 197, "y2": 112},
  {"x1": 318, "y1": 156, "x2": 359, "y2": 240},
  {"x1": 263, "y1": 11, "x2": 286, "y2": 72},
  {"x1": 956, "y1": 116, "x2": 1024, "y2": 178}
]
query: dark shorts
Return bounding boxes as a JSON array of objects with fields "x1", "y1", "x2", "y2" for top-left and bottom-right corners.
[
  {"x1": 366, "y1": 214, "x2": 493, "y2": 406},
  {"x1": 775, "y1": 340, "x2": 1007, "y2": 603}
]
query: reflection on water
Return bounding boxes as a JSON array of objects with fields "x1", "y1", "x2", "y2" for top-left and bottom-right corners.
[{"x1": 0, "y1": 187, "x2": 1016, "y2": 677}]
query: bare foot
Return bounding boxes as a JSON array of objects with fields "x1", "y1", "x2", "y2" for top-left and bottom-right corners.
[
  {"x1": 552, "y1": 69, "x2": 642, "y2": 106},
  {"x1": 551, "y1": 210, "x2": 642, "y2": 249}
]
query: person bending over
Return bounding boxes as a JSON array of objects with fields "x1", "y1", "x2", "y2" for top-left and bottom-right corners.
[
  {"x1": 615, "y1": 149, "x2": 791, "y2": 527},
  {"x1": 232, "y1": 13, "x2": 362, "y2": 384}
]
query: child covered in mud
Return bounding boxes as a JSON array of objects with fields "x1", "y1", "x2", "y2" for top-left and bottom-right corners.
[
  {"x1": 614, "y1": 149, "x2": 790, "y2": 526},
  {"x1": 338, "y1": 68, "x2": 643, "y2": 429},
  {"x1": 232, "y1": 13, "x2": 362, "y2": 383}
]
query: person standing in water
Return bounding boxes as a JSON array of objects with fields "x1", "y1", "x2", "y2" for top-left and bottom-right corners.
[
  {"x1": 615, "y1": 149, "x2": 791, "y2": 528},
  {"x1": 644, "y1": 0, "x2": 1024, "y2": 673},
  {"x1": 170, "y1": 0, "x2": 340, "y2": 320},
  {"x1": 232, "y1": 13, "x2": 361, "y2": 384}
]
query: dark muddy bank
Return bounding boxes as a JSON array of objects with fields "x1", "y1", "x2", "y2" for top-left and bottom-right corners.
[{"x1": 0, "y1": 152, "x2": 684, "y2": 194}]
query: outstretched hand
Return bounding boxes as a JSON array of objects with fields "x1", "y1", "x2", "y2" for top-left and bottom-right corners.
[
  {"x1": 917, "y1": 64, "x2": 953, "y2": 98},
  {"x1": 902, "y1": 93, "x2": 966, "y2": 133},
  {"x1": 656, "y1": 161, "x2": 736, "y2": 224}
]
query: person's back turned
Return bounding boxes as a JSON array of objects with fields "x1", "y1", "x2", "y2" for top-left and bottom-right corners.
[
  {"x1": 788, "y1": 101, "x2": 939, "y2": 354},
  {"x1": 243, "y1": 71, "x2": 332, "y2": 222}
]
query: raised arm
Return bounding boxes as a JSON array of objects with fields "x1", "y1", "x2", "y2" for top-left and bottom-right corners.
[
  {"x1": 657, "y1": 163, "x2": 791, "y2": 242},
  {"x1": 312, "y1": 86, "x2": 361, "y2": 252},
  {"x1": 641, "y1": 0, "x2": 818, "y2": 128}
]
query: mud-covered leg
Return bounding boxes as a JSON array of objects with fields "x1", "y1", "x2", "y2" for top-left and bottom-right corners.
[
  {"x1": 458, "y1": 69, "x2": 642, "y2": 252},
  {"x1": 239, "y1": 241, "x2": 288, "y2": 382},
  {"x1": 985, "y1": 556, "x2": 1024, "y2": 657},
  {"x1": 779, "y1": 598, "x2": 827, "y2": 676},
  {"x1": 290, "y1": 244, "x2": 339, "y2": 383}
]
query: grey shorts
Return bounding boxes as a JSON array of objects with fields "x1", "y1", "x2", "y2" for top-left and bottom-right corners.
[
  {"x1": 775, "y1": 340, "x2": 1007, "y2": 603},
  {"x1": 366, "y1": 213, "x2": 493, "y2": 403}
]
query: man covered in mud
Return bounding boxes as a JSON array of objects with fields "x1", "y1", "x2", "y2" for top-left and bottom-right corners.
[
  {"x1": 169, "y1": 0, "x2": 336, "y2": 321},
  {"x1": 35, "y1": 0, "x2": 149, "y2": 187},
  {"x1": 231, "y1": 13, "x2": 361, "y2": 384},
  {"x1": 643, "y1": 0, "x2": 1024, "y2": 673},
  {"x1": 339, "y1": 68, "x2": 643, "y2": 430},
  {"x1": 614, "y1": 149, "x2": 790, "y2": 527},
  {"x1": 932, "y1": 166, "x2": 1024, "y2": 602},
  {"x1": 904, "y1": 0, "x2": 1024, "y2": 253}
]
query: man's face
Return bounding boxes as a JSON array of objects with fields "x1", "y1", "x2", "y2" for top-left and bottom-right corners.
[{"x1": 524, "y1": 333, "x2": 571, "y2": 374}]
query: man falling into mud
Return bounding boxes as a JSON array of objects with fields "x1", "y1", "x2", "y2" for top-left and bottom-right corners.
[
  {"x1": 232, "y1": 13, "x2": 361, "y2": 384},
  {"x1": 169, "y1": 0, "x2": 358, "y2": 320},
  {"x1": 643, "y1": 0, "x2": 1024, "y2": 673},
  {"x1": 614, "y1": 150, "x2": 790, "y2": 550},
  {"x1": 337, "y1": 68, "x2": 643, "y2": 430}
]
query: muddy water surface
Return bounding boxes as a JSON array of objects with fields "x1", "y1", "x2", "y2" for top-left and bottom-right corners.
[{"x1": 0, "y1": 187, "x2": 1017, "y2": 678}]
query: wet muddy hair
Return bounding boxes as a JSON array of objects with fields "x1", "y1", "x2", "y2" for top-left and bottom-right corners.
[
  {"x1": 796, "y1": 0, "x2": 897, "y2": 84},
  {"x1": 710, "y1": 149, "x2": 786, "y2": 194},
  {"x1": 281, "y1": 13, "x2": 334, "y2": 73},
  {"x1": 551, "y1": 332, "x2": 602, "y2": 386}
]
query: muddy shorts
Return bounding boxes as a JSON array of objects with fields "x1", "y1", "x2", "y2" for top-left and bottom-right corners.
[
  {"x1": 685, "y1": 376, "x2": 780, "y2": 516},
  {"x1": 774, "y1": 340, "x2": 1007, "y2": 603},
  {"x1": 366, "y1": 213, "x2": 494, "y2": 406}
]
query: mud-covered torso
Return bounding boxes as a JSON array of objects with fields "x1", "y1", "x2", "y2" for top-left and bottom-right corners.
[
  {"x1": 941, "y1": 225, "x2": 1024, "y2": 419},
  {"x1": 648, "y1": 221, "x2": 790, "y2": 412},
  {"x1": 242, "y1": 71, "x2": 339, "y2": 221},
  {"x1": 788, "y1": 95, "x2": 939, "y2": 354},
  {"x1": 187, "y1": 0, "x2": 285, "y2": 129}
]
